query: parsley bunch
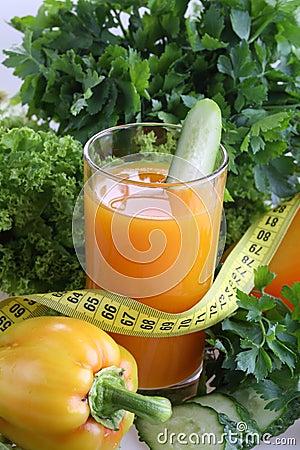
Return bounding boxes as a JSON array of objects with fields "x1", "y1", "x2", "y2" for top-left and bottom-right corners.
[
  {"x1": 3, "y1": 0, "x2": 300, "y2": 245},
  {"x1": 206, "y1": 266, "x2": 300, "y2": 413}
]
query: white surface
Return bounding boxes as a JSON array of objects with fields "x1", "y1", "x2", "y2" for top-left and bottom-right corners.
[{"x1": 1, "y1": 2, "x2": 299, "y2": 449}]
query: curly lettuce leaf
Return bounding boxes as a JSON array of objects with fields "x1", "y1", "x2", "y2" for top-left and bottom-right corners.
[{"x1": 0, "y1": 124, "x2": 85, "y2": 295}]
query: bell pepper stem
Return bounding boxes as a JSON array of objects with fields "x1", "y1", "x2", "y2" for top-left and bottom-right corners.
[{"x1": 88, "y1": 366, "x2": 172, "y2": 431}]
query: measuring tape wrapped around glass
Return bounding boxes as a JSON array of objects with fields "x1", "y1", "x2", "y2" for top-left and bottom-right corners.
[{"x1": 0, "y1": 194, "x2": 299, "y2": 337}]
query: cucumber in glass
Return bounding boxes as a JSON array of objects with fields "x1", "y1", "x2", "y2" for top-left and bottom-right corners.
[{"x1": 166, "y1": 98, "x2": 222, "y2": 183}]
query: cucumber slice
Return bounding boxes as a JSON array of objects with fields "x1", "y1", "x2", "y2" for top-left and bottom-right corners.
[
  {"x1": 230, "y1": 387, "x2": 284, "y2": 433},
  {"x1": 135, "y1": 402, "x2": 226, "y2": 449},
  {"x1": 189, "y1": 392, "x2": 260, "y2": 448},
  {"x1": 166, "y1": 98, "x2": 222, "y2": 183}
]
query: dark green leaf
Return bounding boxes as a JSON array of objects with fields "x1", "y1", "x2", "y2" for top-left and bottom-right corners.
[
  {"x1": 86, "y1": 79, "x2": 111, "y2": 115},
  {"x1": 116, "y1": 79, "x2": 140, "y2": 119},
  {"x1": 253, "y1": 164, "x2": 268, "y2": 193},
  {"x1": 148, "y1": 0, "x2": 176, "y2": 15},
  {"x1": 263, "y1": 156, "x2": 300, "y2": 198},
  {"x1": 236, "y1": 347, "x2": 272, "y2": 380},
  {"x1": 201, "y1": 34, "x2": 228, "y2": 50},
  {"x1": 229, "y1": 41, "x2": 256, "y2": 79},
  {"x1": 222, "y1": 314, "x2": 264, "y2": 344},
  {"x1": 254, "y1": 378, "x2": 282, "y2": 400},
  {"x1": 128, "y1": 49, "x2": 150, "y2": 98},
  {"x1": 239, "y1": 83, "x2": 267, "y2": 104},
  {"x1": 230, "y1": 9, "x2": 251, "y2": 41},
  {"x1": 251, "y1": 112, "x2": 293, "y2": 136},
  {"x1": 217, "y1": 55, "x2": 233, "y2": 78},
  {"x1": 203, "y1": 4, "x2": 225, "y2": 39},
  {"x1": 3, "y1": 29, "x2": 42, "y2": 77},
  {"x1": 266, "y1": 334, "x2": 296, "y2": 370}
]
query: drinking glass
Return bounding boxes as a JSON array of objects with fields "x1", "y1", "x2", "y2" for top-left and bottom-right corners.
[{"x1": 83, "y1": 123, "x2": 228, "y2": 401}]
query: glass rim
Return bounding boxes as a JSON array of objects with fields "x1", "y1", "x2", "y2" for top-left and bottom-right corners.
[{"x1": 84, "y1": 122, "x2": 229, "y2": 187}]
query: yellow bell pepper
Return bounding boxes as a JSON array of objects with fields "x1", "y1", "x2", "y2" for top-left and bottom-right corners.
[{"x1": 0, "y1": 316, "x2": 172, "y2": 450}]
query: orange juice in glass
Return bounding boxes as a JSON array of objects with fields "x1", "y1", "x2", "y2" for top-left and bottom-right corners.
[{"x1": 83, "y1": 123, "x2": 228, "y2": 398}]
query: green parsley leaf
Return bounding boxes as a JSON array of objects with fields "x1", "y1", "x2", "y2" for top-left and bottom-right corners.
[
  {"x1": 253, "y1": 265, "x2": 276, "y2": 292},
  {"x1": 266, "y1": 329, "x2": 296, "y2": 371},
  {"x1": 230, "y1": 8, "x2": 251, "y2": 41},
  {"x1": 206, "y1": 265, "x2": 300, "y2": 394}
]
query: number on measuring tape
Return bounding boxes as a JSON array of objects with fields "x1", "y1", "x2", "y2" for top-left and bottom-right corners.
[
  {"x1": 140, "y1": 319, "x2": 156, "y2": 330},
  {"x1": 101, "y1": 303, "x2": 117, "y2": 320},
  {"x1": 249, "y1": 243, "x2": 263, "y2": 255},
  {"x1": 209, "y1": 303, "x2": 218, "y2": 317},
  {"x1": 120, "y1": 311, "x2": 136, "y2": 327},
  {"x1": 265, "y1": 216, "x2": 279, "y2": 227},
  {"x1": 178, "y1": 318, "x2": 192, "y2": 329},
  {"x1": 67, "y1": 292, "x2": 83, "y2": 304},
  {"x1": 235, "y1": 265, "x2": 247, "y2": 277},
  {"x1": 218, "y1": 294, "x2": 227, "y2": 309},
  {"x1": 0, "y1": 315, "x2": 12, "y2": 332},
  {"x1": 9, "y1": 303, "x2": 26, "y2": 318},
  {"x1": 83, "y1": 296, "x2": 100, "y2": 312},
  {"x1": 195, "y1": 312, "x2": 206, "y2": 325},
  {"x1": 256, "y1": 229, "x2": 272, "y2": 241},
  {"x1": 160, "y1": 321, "x2": 175, "y2": 331},
  {"x1": 241, "y1": 255, "x2": 255, "y2": 267}
]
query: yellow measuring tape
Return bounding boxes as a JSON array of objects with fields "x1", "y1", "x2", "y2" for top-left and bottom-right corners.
[{"x1": 0, "y1": 194, "x2": 299, "y2": 337}]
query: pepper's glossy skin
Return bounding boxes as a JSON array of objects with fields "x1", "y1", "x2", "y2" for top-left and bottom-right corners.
[
  {"x1": 0, "y1": 316, "x2": 138, "y2": 450},
  {"x1": 266, "y1": 209, "x2": 300, "y2": 308}
]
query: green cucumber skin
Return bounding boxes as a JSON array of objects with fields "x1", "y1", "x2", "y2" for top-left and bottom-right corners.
[
  {"x1": 189, "y1": 393, "x2": 260, "y2": 449},
  {"x1": 189, "y1": 392, "x2": 259, "y2": 432},
  {"x1": 229, "y1": 387, "x2": 283, "y2": 433},
  {"x1": 166, "y1": 98, "x2": 222, "y2": 183},
  {"x1": 229, "y1": 387, "x2": 300, "y2": 436},
  {"x1": 265, "y1": 398, "x2": 300, "y2": 437}
]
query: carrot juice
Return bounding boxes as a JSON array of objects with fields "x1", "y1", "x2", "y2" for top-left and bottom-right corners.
[{"x1": 83, "y1": 124, "x2": 228, "y2": 391}]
